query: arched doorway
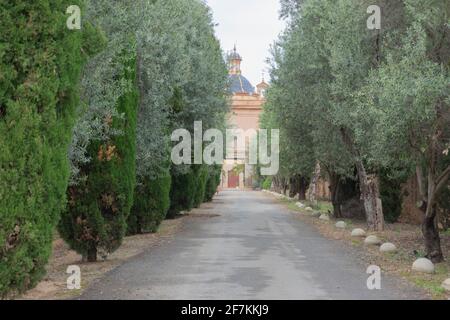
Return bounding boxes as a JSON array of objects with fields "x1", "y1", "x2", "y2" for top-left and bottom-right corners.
[{"x1": 227, "y1": 170, "x2": 239, "y2": 188}]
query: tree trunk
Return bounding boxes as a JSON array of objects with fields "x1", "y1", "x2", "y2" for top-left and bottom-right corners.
[
  {"x1": 298, "y1": 176, "x2": 308, "y2": 200},
  {"x1": 329, "y1": 172, "x2": 342, "y2": 219},
  {"x1": 272, "y1": 175, "x2": 280, "y2": 192},
  {"x1": 87, "y1": 247, "x2": 97, "y2": 262},
  {"x1": 356, "y1": 162, "x2": 384, "y2": 231},
  {"x1": 422, "y1": 206, "x2": 444, "y2": 263},
  {"x1": 289, "y1": 176, "x2": 297, "y2": 198},
  {"x1": 282, "y1": 177, "x2": 288, "y2": 195},
  {"x1": 416, "y1": 162, "x2": 448, "y2": 263},
  {"x1": 339, "y1": 127, "x2": 384, "y2": 231},
  {"x1": 289, "y1": 174, "x2": 308, "y2": 199},
  {"x1": 307, "y1": 162, "x2": 321, "y2": 205}
]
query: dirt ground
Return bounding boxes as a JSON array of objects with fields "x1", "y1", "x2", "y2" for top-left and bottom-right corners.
[
  {"x1": 276, "y1": 195, "x2": 450, "y2": 300},
  {"x1": 18, "y1": 216, "x2": 187, "y2": 300}
]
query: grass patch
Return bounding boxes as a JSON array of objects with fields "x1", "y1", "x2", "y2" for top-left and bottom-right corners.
[
  {"x1": 313, "y1": 201, "x2": 333, "y2": 213},
  {"x1": 412, "y1": 278, "x2": 446, "y2": 298},
  {"x1": 406, "y1": 263, "x2": 449, "y2": 299}
]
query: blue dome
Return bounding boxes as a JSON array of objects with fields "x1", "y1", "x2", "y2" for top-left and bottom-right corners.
[{"x1": 229, "y1": 74, "x2": 254, "y2": 94}]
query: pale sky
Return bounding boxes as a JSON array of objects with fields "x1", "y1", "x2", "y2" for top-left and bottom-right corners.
[{"x1": 206, "y1": 0, "x2": 285, "y2": 86}]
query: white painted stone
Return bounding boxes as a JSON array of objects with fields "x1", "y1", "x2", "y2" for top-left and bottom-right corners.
[
  {"x1": 379, "y1": 242, "x2": 397, "y2": 253},
  {"x1": 364, "y1": 235, "x2": 382, "y2": 245},
  {"x1": 412, "y1": 258, "x2": 435, "y2": 274},
  {"x1": 305, "y1": 207, "x2": 313, "y2": 212},
  {"x1": 310, "y1": 211, "x2": 321, "y2": 217},
  {"x1": 335, "y1": 221, "x2": 346, "y2": 229},
  {"x1": 441, "y1": 278, "x2": 450, "y2": 291},
  {"x1": 296, "y1": 202, "x2": 305, "y2": 208},
  {"x1": 351, "y1": 228, "x2": 366, "y2": 237},
  {"x1": 319, "y1": 214, "x2": 330, "y2": 221}
]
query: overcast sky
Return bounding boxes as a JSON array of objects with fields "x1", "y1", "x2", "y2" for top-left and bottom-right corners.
[{"x1": 206, "y1": 0, "x2": 285, "y2": 86}]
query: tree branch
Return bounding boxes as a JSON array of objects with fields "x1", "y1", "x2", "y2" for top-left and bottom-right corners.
[{"x1": 434, "y1": 165, "x2": 450, "y2": 196}]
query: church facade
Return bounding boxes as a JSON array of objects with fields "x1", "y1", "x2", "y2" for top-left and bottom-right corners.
[{"x1": 221, "y1": 47, "x2": 268, "y2": 189}]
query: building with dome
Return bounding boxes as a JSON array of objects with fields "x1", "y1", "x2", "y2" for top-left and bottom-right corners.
[{"x1": 221, "y1": 46, "x2": 269, "y2": 189}]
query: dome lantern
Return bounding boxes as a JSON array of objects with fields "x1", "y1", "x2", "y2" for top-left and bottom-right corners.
[{"x1": 227, "y1": 45, "x2": 242, "y2": 75}]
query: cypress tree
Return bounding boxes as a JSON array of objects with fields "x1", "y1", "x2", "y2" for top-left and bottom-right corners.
[
  {"x1": 0, "y1": 1, "x2": 100, "y2": 296},
  {"x1": 58, "y1": 51, "x2": 138, "y2": 262},
  {"x1": 127, "y1": 172, "x2": 171, "y2": 234},
  {"x1": 204, "y1": 166, "x2": 222, "y2": 202},
  {"x1": 193, "y1": 166, "x2": 209, "y2": 208},
  {"x1": 167, "y1": 167, "x2": 197, "y2": 218}
]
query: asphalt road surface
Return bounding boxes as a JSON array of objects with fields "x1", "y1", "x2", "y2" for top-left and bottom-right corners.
[{"x1": 80, "y1": 190, "x2": 425, "y2": 300}]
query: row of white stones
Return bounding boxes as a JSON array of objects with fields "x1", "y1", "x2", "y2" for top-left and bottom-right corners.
[
  {"x1": 347, "y1": 225, "x2": 449, "y2": 291},
  {"x1": 263, "y1": 189, "x2": 450, "y2": 292}
]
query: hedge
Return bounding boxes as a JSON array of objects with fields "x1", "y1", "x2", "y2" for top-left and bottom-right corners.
[
  {"x1": 204, "y1": 166, "x2": 221, "y2": 202},
  {"x1": 127, "y1": 172, "x2": 171, "y2": 234},
  {"x1": 167, "y1": 167, "x2": 196, "y2": 218},
  {"x1": 193, "y1": 166, "x2": 209, "y2": 208}
]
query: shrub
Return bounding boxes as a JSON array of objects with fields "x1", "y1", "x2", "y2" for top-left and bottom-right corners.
[
  {"x1": 193, "y1": 166, "x2": 209, "y2": 208},
  {"x1": 262, "y1": 177, "x2": 273, "y2": 190},
  {"x1": 0, "y1": 0, "x2": 100, "y2": 296},
  {"x1": 167, "y1": 167, "x2": 197, "y2": 218},
  {"x1": 58, "y1": 52, "x2": 138, "y2": 262},
  {"x1": 379, "y1": 170, "x2": 408, "y2": 223},
  {"x1": 127, "y1": 172, "x2": 171, "y2": 234},
  {"x1": 204, "y1": 166, "x2": 222, "y2": 202}
]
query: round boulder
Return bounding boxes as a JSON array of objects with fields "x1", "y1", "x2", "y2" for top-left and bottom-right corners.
[
  {"x1": 351, "y1": 228, "x2": 366, "y2": 237},
  {"x1": 319, "y1": 214, "x2": 330, "y2": 221},
  {"x1": 441, "y1": 278, "x2": 450, "y2": 292},
  {"x1": 305, "y1": 207, "x2": 313, "y2": 212},
  {"x1": 380, "y1": 242, "x2": 397, "y2": 253},
  {"x1": 412, "y1": 258, "x2": 435, "y2": 274},
  {"x1": 335, "y1": 221, "x2": 346, "y2": 229},
  {"x1": 310, "y1": 211, "x2": 321, "y2": 218},
  {"x1": 364, "y1": 235, "x2": 382, "y2": 245},
  {"x1": 296, "y1": 202, "x2": 305, "y2": 208}
]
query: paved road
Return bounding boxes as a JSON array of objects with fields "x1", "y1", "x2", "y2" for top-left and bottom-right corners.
[{"x1": 81, "y1": 190, "x2": 425, "y2": 300}]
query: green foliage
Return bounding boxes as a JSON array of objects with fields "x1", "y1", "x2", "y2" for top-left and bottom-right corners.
[
  {"x1": 204, "y1": 166, "x2": 222, "y2": 202},
  {"x1": 128, "y1": 172, "x2": 171, "y2": 234},
  {"x1": 193, "y1": 166, "x2": 209, "y2": 208},
  {"x1": 262, "y1": 177, "x2": 273, "y2": 190},
  {"x1": 0, "y1": 0, "x2": 229, "y2": 295},
  {"x1": 168, "y1": 167, "x2": 196, "y2": 218},
  {"x1": 131, "y1": 0, "x2": 228, "y2": 227},
  {"x1": 264, "y1": 0, "x2": 449, "y2": 256},
  {"x1": 379, "y1": 170, "x2": 409, "y2": 223},
  {"x1": 136, "y1": 0, "x2": 228, "y2": 180},
  {"x1": 0, "y1": 0, "x2": 99, "y2": 296},
  {"x1": 58, "y1": 52, "x2": 138, "y2": 261}
]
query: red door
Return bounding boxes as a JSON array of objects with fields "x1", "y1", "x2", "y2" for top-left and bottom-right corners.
[{"x1": 228, "y1": 171, "x2": 239, "y2": 188}]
